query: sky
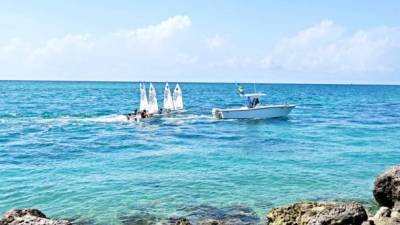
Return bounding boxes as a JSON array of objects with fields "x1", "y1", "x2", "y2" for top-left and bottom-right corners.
[{"x1": 0, "y1": 0, "x2": 399, "y2": 84}]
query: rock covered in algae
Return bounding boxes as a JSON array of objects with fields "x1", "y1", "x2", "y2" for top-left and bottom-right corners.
[{"x1": 266, "y1": 201, "x2": 367, "y2": 225}]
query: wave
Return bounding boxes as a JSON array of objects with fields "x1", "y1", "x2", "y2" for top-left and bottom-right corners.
[
  {"x1": 1, "y1": 113, "x2": 218, "y2": 125},
  {"x1": 160, "y1": 114, "x2": 216, "y2": 125},
  {"x1": 28, "y1": 114, "x2": 130, "y2": 124},
  {"x1": 79, "y1": 115, "x2": 129, "y2": 123}
]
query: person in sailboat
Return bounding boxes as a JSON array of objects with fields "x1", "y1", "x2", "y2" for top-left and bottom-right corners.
[
  {"x1": 126, "y1": 110, "x2": 139, "y2": 122},
  {"x1": 140, "y1": 110, "x2": 149, "y2": 119}
]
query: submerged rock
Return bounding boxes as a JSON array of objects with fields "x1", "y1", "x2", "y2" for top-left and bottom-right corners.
[
  {"x1": 373, "y1": 165, "x2": 400, "y2": 208},
  {"x1": 0, "y1": 209, "x2": 71, "y2": 225},
  {"x1": 166, "y1": 217, "x2": 192, "y2": 225},
  {"x1": 199, "y1": 219, "x2": 225, "y2": 225},
  {"x1": 179, "y1": 204, "x2": 260, "y2": 225},
  {"x1": 119, "y1": 212, "x2": 161, "y2": 225},
  {"x1": 266, "y1": 202, "x2": 367, "y2": 225},
  {"x1": 175, "y1": 217, "x2": 191, "y2": 225},
  {"x1": 118, "y1": 204, "x2": 259, "y2": 225}
]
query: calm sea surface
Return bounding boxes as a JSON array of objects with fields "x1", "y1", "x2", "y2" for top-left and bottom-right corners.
[{"x1": 1, "y1": 81, "x2": 400, "y2": 224}]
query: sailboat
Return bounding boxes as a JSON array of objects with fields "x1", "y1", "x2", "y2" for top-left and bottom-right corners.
[
  {"x1": 139, "y1": 83, "x2": 149, "y2": 112},
  {"x1": 127, "y1": 83, "x2": 149, "y2": 122},
  {"x1": 163, "y1": 82, "x2": 174, "y2": 112},
  {"x1": 148, "y1": 83, "x2": 159, "y2": 114},
  {"x1": 127, "y1": 82, "x2": 185, "y2": 121},
  {"x1": 173, "y1": 83, "x2": 183, "y2": 110}
]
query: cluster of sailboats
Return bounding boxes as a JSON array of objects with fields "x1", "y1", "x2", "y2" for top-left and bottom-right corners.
[{"x1": 127, "y1": 82, "x2": 183, "y2": 121}]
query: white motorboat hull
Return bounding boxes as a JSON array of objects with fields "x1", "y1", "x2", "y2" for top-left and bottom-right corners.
[{"x1": 212, "y1": 105, "x2": 295, "y2": 119}]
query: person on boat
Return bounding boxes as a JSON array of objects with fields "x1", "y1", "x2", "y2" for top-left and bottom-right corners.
[
  {"x1": 126, "y1": 113, "x2": 139, "y2": 122},
  {"x1": 254, "y1": 98, "x2": 260, "y2": 107},
  {"x1": 246, "y1": 97, "x2": 253, "y2": 108},
  {"x1": 134, "y1": 109, "x2": 138, "y2": 115},
  {"x1": 158, "y1": 108, "x2": 163, "y2": 114},
  {"x1": 126, "y1": 113, "x2": 132, "y2": 120},
  {"x1": 141, "y1": 110, "x2": 149, "y2": 119}
]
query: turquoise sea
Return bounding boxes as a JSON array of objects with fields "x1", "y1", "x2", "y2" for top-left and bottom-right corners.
[{"x1": 1, "y1": 81, "x2": 400, "y2": 224}]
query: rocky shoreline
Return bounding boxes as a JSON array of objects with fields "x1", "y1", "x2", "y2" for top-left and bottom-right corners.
[{"x1": 1, "y1": 165, "x2": 399, "y2": 225}]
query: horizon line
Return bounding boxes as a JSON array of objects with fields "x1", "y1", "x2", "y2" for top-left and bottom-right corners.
[{"x1": 0, "y1": 79, "x2": 399, "y2": 86}]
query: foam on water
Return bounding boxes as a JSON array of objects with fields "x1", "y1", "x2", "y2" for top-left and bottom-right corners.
[{"x1": 80, "y1": 115, "x2": 129, "y2": 123}]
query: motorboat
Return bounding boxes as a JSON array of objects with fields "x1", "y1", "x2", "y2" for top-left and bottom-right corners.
[{"x1": 212, "y1": 93, "x2": 295, "y2": 119}]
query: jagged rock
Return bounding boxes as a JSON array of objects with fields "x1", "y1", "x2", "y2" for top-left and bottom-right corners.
[
  {"x1": 373, "y1": 216, "x2": 400, "y2": 225},
  {"x1": 361, "y1": 221, "x2": 374, "y2": 225},
  {"x1": 391, "y1": 202, "x2": 400, "y2": 219},
  {"x1": 373, "y1": 207, "x2": 391, "y2": 220},
  {"x1": 266, "y1": 202, "x2": 368, "y2": 225},
  {"x1": 373, "y1": 166, "x2": 400, "y2": 208},
  {"x1": 0, "y1": 209, "x2": 71, "y2": 225}
]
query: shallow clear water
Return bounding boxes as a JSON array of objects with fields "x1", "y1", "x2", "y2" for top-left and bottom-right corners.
[{"x1": 0, "y1": 81, "x2": 400, "y2": 224}]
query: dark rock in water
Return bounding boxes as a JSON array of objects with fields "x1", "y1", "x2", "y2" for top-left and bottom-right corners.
[
  {"x1": 0, "y1": 208, "x2": 71, "y2": 225},
  {"x1": 175, "y1": 217, "x2": 191, "y2": 225},
  {"x1": 198, "y1": 219, "x2": 222, "y2": 225},
  {"x1": 167, "y1": 217, "x2": 193, "y2": 225},
  {"x1": 183, "y1": 205, "x2": 225, "y2": 221},
  {"x1": 67, "y1": 216, "x2": 96, "y2": 225},
  {"x1": 373, "y1": 165, "x2": 400, "y2": 208},
  {"x1": 266, "y1": 202, "x2": 368, "y2": 225},
  {"x1": 119, "y1": 212, "x2": 161, "y2": 225},
  {"x1": 178, "y1": 204, "x2": 260, "y2": 225}
]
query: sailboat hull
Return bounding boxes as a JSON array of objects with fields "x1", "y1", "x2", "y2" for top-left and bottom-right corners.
[{"x1": 212, "y1": 105, "x2": 295, "y2": 119}]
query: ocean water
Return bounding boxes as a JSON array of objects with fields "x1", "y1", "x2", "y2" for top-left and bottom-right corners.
[{"x1": 0, "y1": 81, "x2": 400, "y2": 224}]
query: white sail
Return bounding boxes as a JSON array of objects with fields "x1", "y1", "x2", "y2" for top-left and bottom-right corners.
[
  {"x1": 139, "y1": 83, "x2": 149, "y2": 111},
  {"x1": 163, "y1": 82, "x2": 174, "y2": 111},
  {"x1": 173, "y1": 83, "x2": 183, "y2": 110},
  {"x1": 148, "y1": 83, "x2": 159, "y2": 114}
]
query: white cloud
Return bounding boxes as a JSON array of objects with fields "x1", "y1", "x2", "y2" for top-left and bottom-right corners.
[
  {"x1": 205, "y1": 34, "x2": 225, "y2": 49},
  {"x1": 0, "y1": 15, "x2": 194, "y2": 80},
  {"x1": 114, "y1": 15, "x2": 191, "y2": 45},
  {"x1": 262, "y1": 20, "x2": 400, "y2": 73},
  {"x1": 1, "y1": 17, "x2": 399, "y2": 83}
]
